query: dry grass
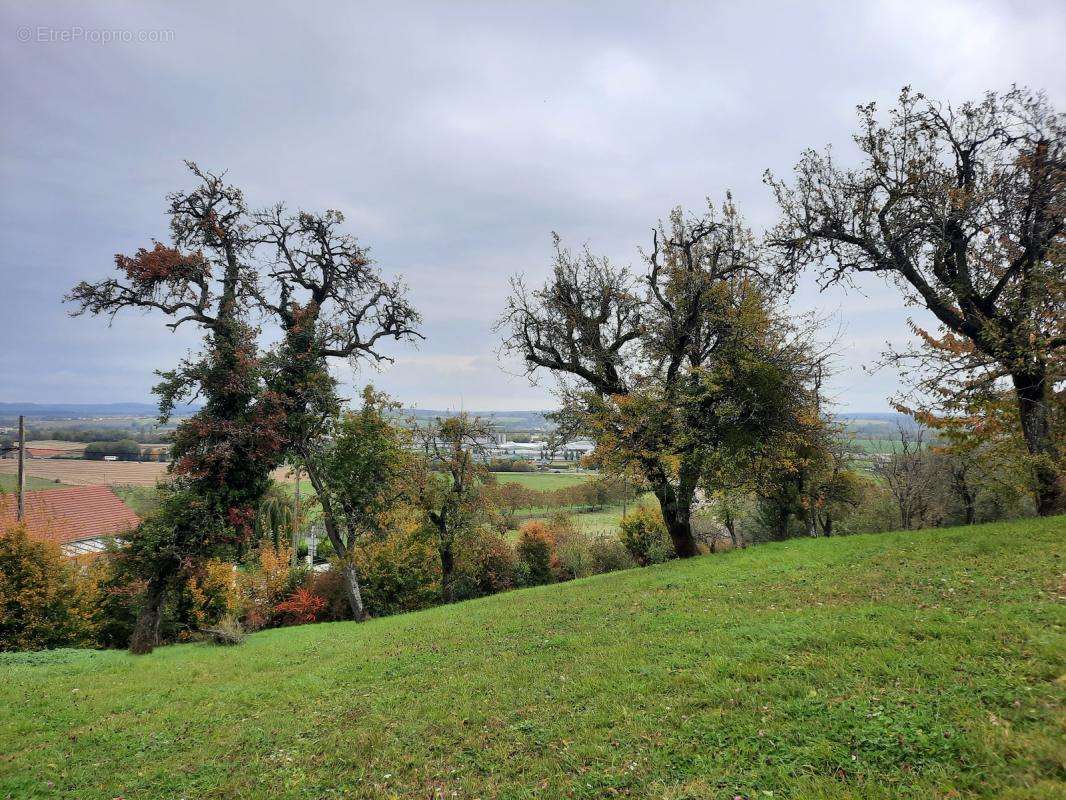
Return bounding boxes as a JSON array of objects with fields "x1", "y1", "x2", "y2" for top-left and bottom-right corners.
[
  {"x1": 0, "y1": 458, "x2": 168, "y2": 486},
  {"x1": 0, "y1": 459, "x2": 300, "y2": 487},
  {"x1": 23, "y1": 440, "x2": 87, "y2": 452}
]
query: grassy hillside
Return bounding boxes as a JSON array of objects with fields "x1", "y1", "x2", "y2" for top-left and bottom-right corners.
[{"x1": 1, "y1": 518, "x2": 1063, "y2": 800}]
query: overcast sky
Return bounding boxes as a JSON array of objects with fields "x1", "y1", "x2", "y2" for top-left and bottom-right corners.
[{"x1": 1, "y1": 1, "x2": 1063, "y2": 412}]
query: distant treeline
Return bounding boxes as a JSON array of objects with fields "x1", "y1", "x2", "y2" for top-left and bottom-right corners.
[
  {"x1": 84, "y1": 439, "x2": 170, "y2": 461},
  {"x1": 23, "y1": 426, "x2": 172, "y2": 444}
]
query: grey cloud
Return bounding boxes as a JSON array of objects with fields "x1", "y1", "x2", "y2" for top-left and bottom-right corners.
[{"x1": 1, "y1": 0, "x2": 1063, "y2": 411}]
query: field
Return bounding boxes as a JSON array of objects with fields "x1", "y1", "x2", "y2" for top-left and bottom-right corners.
[
  {"x1": 0, "y1": 459, "x2": 298, "y2": 488},
  {"x1": 111, "y1": 485, "x2": 162, "y2": 517},
  {"x1": 0, "y1": 458, "x2": 169, "y2": 486},
  {"x1": 23, "y1": 441, "x2": 87, "y2": 453},
  {"x1": 2, "y1": 516, "x2": 1062, "y2": 799},
  {"x1": 0, "y1": 473, "x2": 68, "y2": 493},
  {"x1": 509, "y1": 495, "x2": 657, "y2": 540},
  {"x1": 494, "y1": 470, "x2": 592, "y2": 490},
  {"x1": 494, "y1": 471, "x2": 648, "y2": 538},
  {"x1": 849, "y1": 437, "x2": 904, "y2": 455}
]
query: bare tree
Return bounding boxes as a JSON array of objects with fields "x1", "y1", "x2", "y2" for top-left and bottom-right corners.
[
  {"x1": 872, "y1": 425, "x2": 942, "y2": 530},
  {"x1": 767, "y1": 87, "x2": 1065, "y2": 515}
]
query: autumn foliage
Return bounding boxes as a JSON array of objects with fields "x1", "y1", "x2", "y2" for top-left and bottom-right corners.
[
  {"x1": 115, "y1": 241, "x2": 209, "y2": 287},
  {"x1": 515, "y1": 521, "x2": 555, "y2": 585},
  {"x1": 0, "y1": 522, "x2": 97, "y2": 651},
  {"x1": 274, "y1": 587, "x2": 327, "y2": 625}
]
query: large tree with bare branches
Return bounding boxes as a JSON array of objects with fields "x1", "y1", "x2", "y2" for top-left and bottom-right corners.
[
  {"x1": 498, "y1": 199, "x2": 823, "y2": 557},
  {"x1": 68, "y1": 163, "x2": 283, "y2": 653},
  {"x1": 67, "y1": 163, "x2": 420, "y2": 650},
  {"x1": 252, "y1": 205, "x2": 421, "y2": 445},
  {"x1": 766, "y1": 87, "x2": 1065, "y2": 515}
]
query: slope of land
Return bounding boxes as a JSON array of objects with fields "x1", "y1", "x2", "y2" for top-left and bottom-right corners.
[{"x1": 1, "y1": 517, "x2": 1063, "y2": 799}]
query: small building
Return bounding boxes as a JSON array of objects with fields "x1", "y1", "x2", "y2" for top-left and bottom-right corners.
[
  {"x1": 561, "y1": 440, "x2": 596, "y2": 461},
  {"x1": 0, "y1": 485, "x2": 140, "y2": 557}
]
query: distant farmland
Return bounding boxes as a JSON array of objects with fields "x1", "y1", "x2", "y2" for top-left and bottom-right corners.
[
  {"x1": 0, "y1": 459, "x2": 297, "y2": 487},
  {"x1": 0, "y1": 458, "x2": 168, "y2": 486}
]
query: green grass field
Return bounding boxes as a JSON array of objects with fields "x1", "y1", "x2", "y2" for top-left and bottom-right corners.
[
  {"x1": 493, "y1": 470, "x2": 591, "y2": 490},
  {"x1": 110, "y1": 485, "x2": 161, "y2": 517},
  {"x1": 2, "y1": 517, "x2": 1063, "y2": 799},
  {"x1": 848, "y1": 437, "x2": 903, "y2": 454},
  {"x1": 0, "y1": 473, "x2": 67, "y2": 493},
  {"x1": 508, "y1": 494, "x2": 657, "y2": 540}
]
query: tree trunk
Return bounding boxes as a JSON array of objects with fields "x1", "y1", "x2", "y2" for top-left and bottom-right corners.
[
  {"x1": 773, "y1": 504, "x2": 791, "y2": 541},
  {"x1": 651, "y1": 482, "x2": 698, "y2": 558},
  {"x1": 440, "y1": 538, "x2": 455, "y2": 603},
  {"x1": 726, "y1": 520, "x2": 739, "y2": 549},
  {"x1": 303, "y1": 461, "x2": 368, "y2": 622},
  {"x1": 341, "y1": 561, "x2": 369, "y2": 622},
  {"x1": 961, "y1": 488, "x2": 976, "y2": 525},
  {"x1": 129, "y1": 572, "x2": 169, "y2": 655},
  {"x1": 1012, "y1": 370, "x2": 1064, "y2": 516},
  {"x1": 646, "y1": 458, "x2": 701, "y2": 558}
]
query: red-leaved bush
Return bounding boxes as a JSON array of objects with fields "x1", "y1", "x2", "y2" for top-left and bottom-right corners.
[{"x1": 273, "y1": 587, "x2": 326, "y2": 625}]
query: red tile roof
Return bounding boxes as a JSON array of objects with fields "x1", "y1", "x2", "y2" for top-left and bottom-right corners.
[{"x1": 0, "y1": 485, "x2": 140, "y2": 547}]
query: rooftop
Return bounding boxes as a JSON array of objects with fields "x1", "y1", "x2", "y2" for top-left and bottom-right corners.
[{"x1": 0, "y1": 484, "x2": 140, "y2": 551}]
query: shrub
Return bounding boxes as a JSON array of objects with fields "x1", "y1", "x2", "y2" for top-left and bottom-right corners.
[
  {"x1": 619, "y1": 506, "x2": 674, "y2": 566},
  {"x1": 236, "y1": 542, "x2": 307, "y2": 630},
  {"x1": 274, "y1": 587, "x2": 327, "y2": 625},
  {"x1": 487, "y1": 459, "x2": 534, "y2": 472},
  {"x1": 516, "y1": 521, "x2": 555, "y2": 586},
  {"x1": 546, "y1": 511, "x2": 577, "y2": 540},
  {"x1": 309, "y1": 567, "x2": 353, "y2": 622},
  {"x1": 588, "y1": 536, "x2": 636, "y2": 574},
  {"x1": 453, "y1": 528, "x2": 517, "y2": 599},
  {"x1": 201, "y1": 614, "x2": 246, "y2": 645},
  {"x1": 354, "y1": 529, "x2": 439, "y2": 617},
  {"x1": 87, "y1": 559, "x2": 145, "y2": 649},
  {"x1": 554, "y1": 533, "x2": 593, "y2": 580},
  {"x1": 175, "y1": 559, "x2": 240, "y2": 638},
  {"x1": 0, "y1": 523, "x2": 98, "y2": 651},
  {"x1": 545, "y1": 514, "x2": 591, "y2": 580}
]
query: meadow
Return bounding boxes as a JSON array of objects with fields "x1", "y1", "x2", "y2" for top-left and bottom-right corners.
[
  {"x1": 493, "y1": 470, "x2": 593, "y2": 490},
  {"x1": 0, "y1": 473, "x2": 67, "y2": 493},
  {"x1": 2, "y1": 516, "x2": 1062, "y2": 799}
]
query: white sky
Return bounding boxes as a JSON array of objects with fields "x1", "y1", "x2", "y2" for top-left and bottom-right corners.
[{"x1": 1, "y1": 0, "x2": 1063, "y2": 411}]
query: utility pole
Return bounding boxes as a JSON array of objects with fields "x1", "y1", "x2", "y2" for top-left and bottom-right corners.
[{"x1": 16, "y1": 415, "x2": 25, "y2": 521}]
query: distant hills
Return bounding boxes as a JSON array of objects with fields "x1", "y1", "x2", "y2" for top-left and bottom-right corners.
[
  {"x1": 0, "y1": 402, "x2": 200, "y2": 420},
  {"x1": 0, "y1": 403, "x2": 917, "y2": 436}
]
